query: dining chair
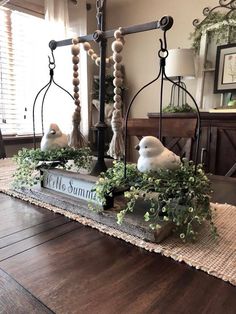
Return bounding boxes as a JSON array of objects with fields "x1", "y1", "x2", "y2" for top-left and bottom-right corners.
[{"x1": 127, "y1": 116, "x2": 197, "y2": 161}]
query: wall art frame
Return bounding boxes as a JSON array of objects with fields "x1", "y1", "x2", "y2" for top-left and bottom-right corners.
[{"x1": 214, "y1": 43, "x2": 236, "y2": 93}]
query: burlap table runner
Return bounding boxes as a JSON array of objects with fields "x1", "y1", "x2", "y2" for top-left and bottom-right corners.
[{"x1": 0, "y1": 158, "x2": 235, "y2": 286}]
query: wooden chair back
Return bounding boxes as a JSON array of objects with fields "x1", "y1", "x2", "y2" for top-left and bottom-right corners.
[{"x1": 127, "y1": 116, "x2": 197, "y2": 160}]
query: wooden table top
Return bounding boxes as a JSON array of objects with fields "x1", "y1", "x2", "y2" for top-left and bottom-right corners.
[{"x1": 0, "y1": 175, "x2": 235, "y2": 313}]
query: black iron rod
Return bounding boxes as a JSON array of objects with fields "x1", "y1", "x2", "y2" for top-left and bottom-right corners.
[
  {"x1": 49, "y1": 17, "x2": 172, "y2": 50},
  {"x1": 90, "y1": 0, "x2": 107, "y2": 175}
]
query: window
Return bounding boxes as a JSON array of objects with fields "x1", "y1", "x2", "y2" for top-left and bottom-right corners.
[
  {"x1": 0, "y1": 7, "x2": 49, "y2": 135},
  {"x1": 0, "y1": 6, "x2": 76, "y2": 136}
]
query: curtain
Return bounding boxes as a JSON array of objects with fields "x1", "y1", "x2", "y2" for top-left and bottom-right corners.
[{"x1": 44, "y1": 0, "x2": 88, "y2": 137}]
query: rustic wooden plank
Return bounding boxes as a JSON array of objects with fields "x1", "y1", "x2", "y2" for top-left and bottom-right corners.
[
  {"x1": 1, "y1": 226, "x2": 235, "y2": 314},
  {"x1": 0, "y1": 216, "x2": 69, "y2": 249},
  {"x1": 0, "y1": 268, "x2": 53, "y2": 314},
  {"x1": 0, "y1": 194, "x2": 58, "y2": 238},
  {"x1": 17, "y1": 185, "x2": 170, "y2": 243},
  {"x1": 0, "y1": 221, "x2": 80, "y2": 262}
]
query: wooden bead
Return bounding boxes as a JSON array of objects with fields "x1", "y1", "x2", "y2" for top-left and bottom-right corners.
[
  {"x1": 74, "y1": 86, "x2": 79, "y2": 93},
  {"x1": 72, "y1": 56, "x2": 80, "y2": 64},
  {"x1": 113, "y1": 70, "x2": 122, "y2": 78},
  {"x1": 113, "y1": 78, "x2": 122, "y2": 87},
  {"x1": 83, "y1": 42, "x2": 91, "y2": 51},
  {"x1": 73, "y1": 78, "x2": 80, "y2": 86},
  {"x1": 113, "y1": 53, "x2": 122, "y2": 63},
  {"x1": 113, "y1": 95, "x2": 121, "y2": 102},
  {"x1": 114, "y1": 63, "x2": 122, "y2": 71},
  {"x1": 95, "y1": 57, "x2": 101, "y2": 66},
  {"x1": 114, "y1": 29, "x2": 122, "y2": 39},
  {"x1": 91, "y1": 53, "x2": 98, "y2": 61},
  {"x1": 72, "y1": 37, "x2": 79, "y2": 45},
  {"x1": 74, "y1": 93, "x2": 79, "y2": 100},
  {"x1": 111, "y1": 40, "x2": 123, "y2": 53},
  {"x1": 75, "y1": 100, "x2": 80, "y2": 106},
  {"x1": 71, "y1": 45, "x2": 80, "y2": 55},
  {"x1": 73, "y1": 65, "x2": 78, "y2": 71},
  {"x1": 114, "y1": 102, "x2": 121, "y2": 110},
  {"x1": 73, "y1": 72, "x2": 78, "y2": 78},
  {"x1": 75, "y1": 105, "x2": 81, "y2": 111},
  {"x1": 114, "y1": 87, "x2": 121, "y2": 95},
  {"x1": 88, "y1": 49, "x2": 94, "y2": 56}
]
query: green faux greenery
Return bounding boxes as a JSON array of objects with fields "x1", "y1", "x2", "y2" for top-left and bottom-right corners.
[
  {"x1": 94, "y1": 160, "x2": 217, "y2": 242},
  {"x1": 190, "y1": 11, "x2": 236, "y2": 53},
  {"x1": 163, "y1": 103, "x2": 195, "y2": 113},
  {"x1": 92, "y1": 74, "x2": 126, "y2": 103},
  {"x1": 92, "y1": 75, "x2": 115, "y2": 103},
  {"x1": 13, "y1": 147, "x2": 92, "y2": 188}
]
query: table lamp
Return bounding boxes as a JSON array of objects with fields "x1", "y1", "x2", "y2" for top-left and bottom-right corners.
[{"x1": 165, "y1": 48, "x2": 195, "y2": 108}]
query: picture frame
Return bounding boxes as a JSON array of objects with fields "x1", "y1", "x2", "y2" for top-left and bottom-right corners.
[{"x1": 214, "y1": 43, "x2": 236, "y2": 93}]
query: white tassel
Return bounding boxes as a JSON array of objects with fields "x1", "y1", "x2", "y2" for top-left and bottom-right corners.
[{"x1": 107, "y1": 109, "x2": 124, "y2": 160}]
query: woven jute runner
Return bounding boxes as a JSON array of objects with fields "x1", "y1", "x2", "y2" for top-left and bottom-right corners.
[{"x1": 0, "y1": 158, "x2": 235, "y2": 286}]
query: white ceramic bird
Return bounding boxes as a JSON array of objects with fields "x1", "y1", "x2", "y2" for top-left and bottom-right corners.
[
  {"x1": 136, "y1": 136, "x2": 181, "y2": 173},
  {"x1": 40, "y1": 123, "x2": 69, "y2": 151}
]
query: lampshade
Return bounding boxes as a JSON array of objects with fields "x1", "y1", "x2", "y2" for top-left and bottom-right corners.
[{"x1": 165, "y1": 48, "x2": 195, "y2": 79}]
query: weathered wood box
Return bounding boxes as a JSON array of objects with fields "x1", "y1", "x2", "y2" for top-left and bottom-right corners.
[{"x1": 17, "y1": 168, "x2": 173, "y2": 243}]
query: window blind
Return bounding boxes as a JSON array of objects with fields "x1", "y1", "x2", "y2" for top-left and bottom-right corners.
[{"x1": 0, "y1": 7, "x2": 48, "y2": 135}]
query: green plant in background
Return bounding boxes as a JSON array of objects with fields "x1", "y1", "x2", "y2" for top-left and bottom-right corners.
[
  {"x1": 190, "y1": 11, "x2": 236, "y2": 53},
  {"x1": 13, "y1": 147, "x2": 92, "y2": 188},
  {"x1": 92, "y1": 75, "x2": 115, "y2": 103},
  {"x1": 163, "y1": 103, "x2": 195, "y2": 113},
  {"x1": 92, "y1": 74, "x2": 126, "y2": 103},
  {"x1": 94, "y1": 160, "x2": 217, "y2": 242}
]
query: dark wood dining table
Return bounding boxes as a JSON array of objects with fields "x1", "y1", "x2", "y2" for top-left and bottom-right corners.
[{"x1": 0, "y1": 174, "x2": 235, "y2": 314}]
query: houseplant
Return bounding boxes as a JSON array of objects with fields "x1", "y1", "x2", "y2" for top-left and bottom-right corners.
[
  {"x1": 94, "y1": 160, "x2": 217, "y2": 242},
  {"x1": 13, "y1": 147, "x2": 92, "y2": 188}
]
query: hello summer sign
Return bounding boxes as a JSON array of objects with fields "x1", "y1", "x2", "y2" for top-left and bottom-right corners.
[{"x1": 42, "y1": 169, "x2": 100, "y2": 205}]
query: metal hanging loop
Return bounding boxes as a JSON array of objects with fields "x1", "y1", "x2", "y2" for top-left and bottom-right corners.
[
  {"x1": 48, "y1": 49, "x2": 56, "y2": 70},
  {"x1": 32, "y1": 49, "x2": 74, "y2": 149}
]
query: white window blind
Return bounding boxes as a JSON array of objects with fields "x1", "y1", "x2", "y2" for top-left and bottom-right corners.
[{"x1": 0, "y1": 7, "x2": 48, "y2": 135}]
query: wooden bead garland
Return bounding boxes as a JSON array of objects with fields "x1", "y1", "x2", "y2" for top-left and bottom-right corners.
[
  {"x1": 107, "y1": 27, "x2": 125, "y2": 160},
  {"x1": 69, "y1": 37, "x2": 86, "y2": 148},
  {"x1": 80, "y1": 41, "x2": 113, "y2": 68}
]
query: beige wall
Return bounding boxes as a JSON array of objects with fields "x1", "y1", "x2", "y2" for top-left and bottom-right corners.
[{"x1": 103, "y1": 0, "x2": 217, "y2": 118}]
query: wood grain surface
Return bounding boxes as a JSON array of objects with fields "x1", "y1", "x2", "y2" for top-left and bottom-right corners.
[{"x1": 0, "y1": 176, "x2": 235, "y2": 313}]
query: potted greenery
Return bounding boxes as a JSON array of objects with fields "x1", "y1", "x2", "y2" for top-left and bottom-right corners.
[
  {"x1": 93, "y1": 160, "x2": 217, "y2": 242},
  {"x1": 13, "y1": 147, "x2": 92, "y2": 188}
]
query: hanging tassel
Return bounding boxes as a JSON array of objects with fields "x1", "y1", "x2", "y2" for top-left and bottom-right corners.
[
  {"x1": 107, "y1": 27, "x2": 125, "y2": 159},
  {"x1": 69, "y1": 37, "x2": 86, "y2": 148},
  {"x1": 69, "y1": 106, "x2": 86, "y2": 148},
  {"x1": 107, "y1": 109, "x2": 124, "y2": 160}
]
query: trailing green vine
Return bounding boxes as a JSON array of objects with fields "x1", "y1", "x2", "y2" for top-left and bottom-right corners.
[
  {"x1": 13, "y1": 147, "x2": 92, "y2": 188},
  {"x1": 94, "y1": 160, "x2": 217, "y2": 242},
  {"x1": 190, "y1": 11, "x2": 236, "y2": 53}
]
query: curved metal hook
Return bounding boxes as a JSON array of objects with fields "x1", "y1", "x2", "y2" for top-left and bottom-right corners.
[{"x1": 48, "y1": 49, "x2": 56, "y2": 69}]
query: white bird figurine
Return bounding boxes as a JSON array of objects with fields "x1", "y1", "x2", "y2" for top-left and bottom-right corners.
[
  {"x1": 40, "y1": 123, "x2": 69, "y2": 151},
  {"x1": 136, "y1": 136, "x2": 181, "y2": 173}
]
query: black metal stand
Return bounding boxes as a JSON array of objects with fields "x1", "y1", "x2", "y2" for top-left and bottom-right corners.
[{"x1": 49, "y1": 12, "x2": 173, "y2": 175}]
